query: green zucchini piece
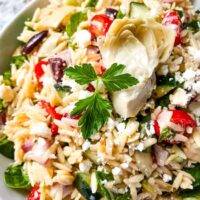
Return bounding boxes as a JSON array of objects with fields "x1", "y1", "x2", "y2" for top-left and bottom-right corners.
[
  {"x1": 129, "y1": 2, "x2": 150, "y2": 19},
  {"x1": 83, "y1": 150, "x2": 99, "y2": 165},
  {"x1": 74, "y1": 173, "x2": 102, "y2": 200},
  {"x1": 4, "y1": 164, "x2": 31, "y2": 189},
  {"x1": 86, "y1": 0, "x2": 98, "y2": 7},
  {"x1": 11, "y1": 55, "x2": 27, "y2": 69},
  {"x1": 0, "y1": 135, "x2": 14, "y2": 159},
  {"x1": 154, "y1": 85, "x2": 175, "y2": 98}
]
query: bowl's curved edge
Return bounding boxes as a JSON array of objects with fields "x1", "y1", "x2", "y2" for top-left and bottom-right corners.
[
  {"x1": 0, "y1": 1, "x2": 48, "y2": 199},
  {"x1": 0, "y1": 0, "x2": 48, "y2": 72}
]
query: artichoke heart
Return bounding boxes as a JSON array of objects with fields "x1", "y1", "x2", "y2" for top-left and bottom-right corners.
[{"x1": 101, "y1": 19, "x2": 175, "y2": 118}]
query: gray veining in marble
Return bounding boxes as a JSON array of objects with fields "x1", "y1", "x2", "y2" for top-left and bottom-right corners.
[{"x1": 0, "y1": 0, "x2": 31, "y2": 29}]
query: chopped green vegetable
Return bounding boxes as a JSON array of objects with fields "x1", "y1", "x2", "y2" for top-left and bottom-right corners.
[
  {"x1": 11, "y1": 55, "x2": 26, "y2": 69},
  {"x1": 0, "y1": 99, "x2": 5, "y2": 111},
  {"x1": 83, "y1": 150, "x2": 99, "y2": 164},
  {"x1": 175, "y1": 9, "x2": 184, "y2": 18},
  {"x1": 0, "y1": 135, "x2": 14, "y2": 159},
  {"x1": 116, "y1": 10, "x2": 125, "y2": 19},
  {"x1": 66, "y1": 12, "x2": 86, "y2": 37},
  {"x1": 74, "y1": 172, "x2": 102, "y2": 200},
  {"x1": 64, "y1": 0, "x2": 83, "y2": 6},
  {"x1": 101, "y1": 63, "x2": 139, "y2": 92},
  {"x1": 71, "y1": 92, "x2": 112, "y2": 139},
  {"x1": 96, "y1": 171, "x2": 114, "y2": 200},
  {"x1": 85, "y1": 0, "x2": 98, "y2": 7},
  {"x1": 129, "y1": 2, "x2": 150, "y2": 19},
  {"x1": 137, "y1": 115, "x2": 150, "y2": 124},
  {"x1": 156, "y1": 94, "x2": 170, "y2": 107},
  {"x1": 3, "y1": 70, "x2": 12, "y2": 85},
  {"x1": 113, "y1": 190, "x2": 131, "y2": 200},
  {"x1": 65, "y1": 64, "x2": 97, "y2": 85},
  {"x1": 54, "y1": 84, "x2": 72, "y2": 97},
  {"x1": 184, "y1": 164, "x2": 200, "y2": 188},
  {"x1": 187, "y1": 20, "x2": 200, "y2": 33},
  {"x1": 158, "y1": 128, "x2": 175, "y2": 142},
  {"x1": 179, "y1": 164, "x2": 200, "y2": 199},
  {"x1": 4, "y1": 164, "x2": 30, "y2": 189},
  {"x1": 154, "y1": 85, "x2": 175, "y2": 99}
]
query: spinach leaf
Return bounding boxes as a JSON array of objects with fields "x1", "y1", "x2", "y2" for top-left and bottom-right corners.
[
  {"x1": 184, "y1": 164, "x2": 200, "y2": 188},
  {"x1": 4, "y1": 164, "x2": 31, "y2": 189},
  {"x1": 187, "y1": 21, "x2": 200, "y2": 33},
  {"x1": 0, "y1": 136, "x2": 14, "y2": 159},
  {"x1": 156, "y1": 94, "x2": 170, "y2": 108},
  {"x1": 66, "y1": 12, "x2": 87, "y2": 37},
  {"x1": 11, "y1": 55, "x2": 27, "y2": 69},
  {"x1": 179, "y1": 164, "x2": 200, "y2": 199}
]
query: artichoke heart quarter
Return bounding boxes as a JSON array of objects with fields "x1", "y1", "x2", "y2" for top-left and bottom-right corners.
[{"x1": 101, "y1": 19, "x2": 175, "y2": 118}]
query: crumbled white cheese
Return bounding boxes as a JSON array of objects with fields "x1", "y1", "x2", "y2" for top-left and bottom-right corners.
[
  {"x1": 112, "y1": 167, "x2": 121, "y2": 175},
  {"x1": 163, "y1": 174, "x2": 172, "y2": 183},
  {"x1": 182, "y1": 69, "x2": 196, "y2": 81},
  {"x1": 79, "y1": 160, "x2": 92, "y2": 172},
  {"x1": 136, "y1": 143, "x2": 145, "y2": 152},
  {"x1": 170, "y1": 88, "x2": 191, "y2": 108},
  {"x1": 82, "y1": 140, "x2": 91, "y2": 151},
  {"x1": 193, "y1": 82, "x2": 200, "y2": 93},
  {"x1": 73, "y1": 30, "x2": 91, "y2": 48},
  {"x1": 188, "y1": 47, "x2": 200, "y2": 62},
  {"x1": 116, "y1": 123, "x2": 126, "y2": 132},
  {"x1": 30, "y1": 122, "x2": 51, "y2": 138},
  {"x1": 78, "y1": 90, "x2": 91, "y2": 100}
]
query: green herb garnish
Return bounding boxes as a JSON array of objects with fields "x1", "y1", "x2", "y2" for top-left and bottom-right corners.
[
  {"x1": 4, "y1": 164, "x2": 31, "y2": 189},
  {"x1": 11, "y1": 55, "x2": 26, "y2": 69},
  {"x1": 66, "y1": 12, "x2": 87, "y2": 37},
  {"x1": 158, "y1": 128, "x2": 175, "y2": 142},
  {"x1": 65, "y1": 63, "x2": 138, "y2": 139},
  {"x1": 0, "y1": 99, "x2": 5, "y2": 111}
]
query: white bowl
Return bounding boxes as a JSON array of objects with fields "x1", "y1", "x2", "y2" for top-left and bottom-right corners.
[{"x1": 0, "y1": 0, "x2": 199, "y2": 199}]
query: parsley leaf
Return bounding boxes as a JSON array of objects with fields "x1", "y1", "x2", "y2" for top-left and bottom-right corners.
[
  {"x1": 102, "y1": 63, "x2": 139, "y2": 92},
  {"x1": 65, "y1": 63, "x2": 97, "y2": 85},
  {"x1": 71, "y1": 93, "x2": 112, "y2": 139},
  {"x1": 66, "y1": 12, "x2": 86, "y2": 37}
]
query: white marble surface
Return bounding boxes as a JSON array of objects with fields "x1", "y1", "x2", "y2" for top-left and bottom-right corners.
[{"x1": 0, "y1": 0, "x2": 31, "y2": 29}]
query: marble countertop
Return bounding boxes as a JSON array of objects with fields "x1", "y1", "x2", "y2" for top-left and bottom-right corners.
[{"x1": 0, "y1": 0, "x2": 31, "y2": 29}]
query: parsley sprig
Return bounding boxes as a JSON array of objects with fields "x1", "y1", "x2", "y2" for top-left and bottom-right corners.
[{"x1": 65, "y1": 63, "x2": 139, "y2": 139}]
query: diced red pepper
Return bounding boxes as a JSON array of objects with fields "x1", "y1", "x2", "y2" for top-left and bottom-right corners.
[
  {"x1": 170, "y1": 110, "x2": 197, "y2": 128},
  {"x1": 63, "y1": 113, "x2": 81, "y2": 120},
  {"x1": 162, "y1": 11, "x2": 182, "y2": 46},
  {"x1": 154, "y1": 110, "x2": 197, "y2": 144},
  {"x1": 51, "y1": 122, "x2": 59, "y2": 137},
  {"x1": 34, "y1": 61, "x2": 48, "y2": 82},
  {"x1": 89, "y1": 14, "x2": 113, "y2": 37},
  {"x1": 27, "y1": 185, "x2": 41, "y2": 200},
  {"x1": 87, "y1": 83, "x2": 95, "y2": 92},
  {"x1": 99, "y1": 66, "x2": 106, "y2": 76},
  {"x1": 40, "y1": 100, "x2": 62, "y2": 120}
]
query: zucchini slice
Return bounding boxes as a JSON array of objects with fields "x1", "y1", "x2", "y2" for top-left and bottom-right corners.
[
  {"x1": 129, "y1": 2, "x2": 150, "y2": 19},
  {"x1": 74, "y1": 173, "x2": 102, "y2": 200}
]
